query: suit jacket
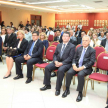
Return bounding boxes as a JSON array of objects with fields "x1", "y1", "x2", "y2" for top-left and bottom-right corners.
[
  {"x1": 13, "y1": 38, "x2": 28, "y2": 55},
  {"x1": 0, "y1": 37, "x2": 2, "y2": 55},
  {"x1": 53, "y1": 42, "x2": 75, "y2": 68},
  {"x1": 24, "y1": 39, "x2": 43, "y2": 63},
  {"x1": 54, "y1": 35, "x2": 62, "y2": 43},
  {"x1": 75, "y1": 31, "x2": 81, "y2": 37},
  {"x1": 77, "y1": 37, "x2": 82, "y2": 45},
  {"x1": 73, "y1": 46, "x2": 95, "y2": 75},
  {"x1": 101, "y1": 38, "x2": 107, "y2": 48},
  {"x1": 42, "y1": 40, "x2": 49, "y2": 50},
  {"x1": 4, "y1": 33, "x2": 17, "y2": 47},
  {"x1": 70, "y1": 39, "x2": 77, "y2": 46}
]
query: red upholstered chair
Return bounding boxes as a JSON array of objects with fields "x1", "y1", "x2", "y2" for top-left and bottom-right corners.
[
  {"x1": 32, "y1": 45, "x2": 56, "y2": 80},
  {"x1": 51, "y1": 41, "x2": 59, "y2": 46},
  {"x1": 75, "y1": 44, "x2": 82, "y2": 50},
  {"x1": 84, "y1": 52, "x2": 108, "y2": 97},
  {"x1": 48, "y1": 35, "x2": 54, "y2": 42},
  {"x1": 21, "y1": 46, "x2": 46, "y2": 71},
  {"x1": 92, "y1": 46, "x2": 105, "y2": 72}
]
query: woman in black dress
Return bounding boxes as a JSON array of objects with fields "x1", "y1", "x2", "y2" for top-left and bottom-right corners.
[{"x1": 3, "y1": 30, "x2": 28, "y2": 79}]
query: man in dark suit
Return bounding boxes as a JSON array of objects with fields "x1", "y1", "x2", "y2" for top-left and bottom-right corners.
[
  {"x1": 0, "y1": 36, "x2": 2, "y2": 61},
  {"x1": 101, "y1": 32, "x2": 108, "y2": 52},
  {"x1": 54, "y1": 30, "x2": 62, "y2": 43},
  {"x1": 62, "y1": 35, "x2": 95, "y2": 102},
  {"x1": 13, "y1": 31, "x2": 43, "y2": 84},
  {"x1": 40, "y1": 32, "x2": 75, "y2": 96},
  {"x1": 3, "y1": 27, "x2": 17, "y2": 51},
  {"x1": 75, "y1": 27, "x2": 81, "y2": 37},
  {"x1": 77, "y1": 31, "x2": 86, "y2": 45}
]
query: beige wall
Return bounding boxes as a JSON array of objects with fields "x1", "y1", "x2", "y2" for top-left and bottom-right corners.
[{"x1": 0, "y1": 6, "x2": 55, "y2": 28}]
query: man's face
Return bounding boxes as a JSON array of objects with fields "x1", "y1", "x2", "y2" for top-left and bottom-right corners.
[
  {"x1": 82, "y1": 37, "x2": 90, "y2": 48},
  {"x1": 32, "y1": 33, "x2": 39, "y2": 41},
  {"x1": 101, "y1": 32, "x2": 104, "y2": 37},
  {"x1": 39, "y1": 29, "x2": 42, "y2": 33},
  {"x1": 81, "y1": 32, "x2": 85, "y2": 38},
  {"x1": 56, "y1": 31, "x2": 60, "y2": 36},
  {"x1": 106, "y1": 33, "x2": 108, "y2": 39},
  {"x1": 7, "y1": 28, "x2": 12, "y2": 34},
  {"x1": 62, "y1": 33, "x2": 70, "y2": 43},
  {"x1": 70, "y1": 31, "x2": 73, "y2": 36}
]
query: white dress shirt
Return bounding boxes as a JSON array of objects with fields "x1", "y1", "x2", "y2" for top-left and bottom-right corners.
[
  {"x1": 47, "y1": 31, "x2": 54, "y2": 37},
  {"x1": 77, "y1": 24, "x2": 82, "y2": 30}
]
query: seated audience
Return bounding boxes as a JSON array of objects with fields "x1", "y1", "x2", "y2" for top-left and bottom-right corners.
[
  {"x1": 62, "y1": 35, "x2": 95, "y2": 102},
  {"x1": 10, "y1": 22, "x2": 14, "y2": 27},
  {"x1": 1, "y1": 21, "x2": 5, "y2": 27},
  {"x1": 40, "y1": 32, "x2": 49, "y2": 50},
  {"x1": 25, "y1": 27, "x2": 32, "y2": 42},
  {"x1": 19, "y1": 21, "x2": 24, "y2": 28},
  {"x1": 47, "y1": 27, "x2": 54, "y2": 37},
  {"x1": 88, "y1": 31, "x2": 93, "y2": 39},
  {"x1": 3, "y1": 30, "x2": 28, "y2": 79},
  {"x1": 26, "y1": 21, "x2": 31, "y2": 27},
  {"x1": 54, "y1": 30, "x2": 62, "y2": 43},
  {"x1": 98, "y1": 31, "x2": 106, "y2": 41},
  {"x1": 1, "y1": 27, "x2": 6, "y2": 43},
  {"x1": 3, "y1": 27, "x2": 17, "y2": 51},
  {"x1": 40, "y1": 32, "x2": 75, "y2": 96},
  {"x1": 101, "y1": 32, "x2": 108, "y2": 52},
  {"x1": 13, "y1": 31, "x2": 43, "y2": 84},
  {"x1": 75, "y1": 27, "x2": 81, "y2": 37},
  {"x1": 90, "y1": 33, "x2": 101, "y2": 47}
]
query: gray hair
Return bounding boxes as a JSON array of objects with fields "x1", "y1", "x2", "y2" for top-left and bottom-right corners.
[
  {"x1": 82, "y1": 35, "x2": 91, "y2": 41},
  {"x1": 6, "y1": 27, "x2": 12, "y2": 30}
]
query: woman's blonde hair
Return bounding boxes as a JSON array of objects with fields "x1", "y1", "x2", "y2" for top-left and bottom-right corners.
[
  {"x1": 17, "y1": 30, "x2": 25, "y2": 38},
  {"x1": 92, "y1": 33, "x2": 98, "y2": 45},
  {"x1": 39, "y1": 32, "x2": 47, "y2": 40}
]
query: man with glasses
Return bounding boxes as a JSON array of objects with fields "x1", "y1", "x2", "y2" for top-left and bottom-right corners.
[
  {"x1": 40, "y1": 32, "x2": 75, "y2": 96},
  {"x1": 13, "y1": 31, "x2": 43, "y2": 84}
]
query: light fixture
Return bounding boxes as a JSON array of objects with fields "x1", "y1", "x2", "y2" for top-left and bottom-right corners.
[{"x1": 26, "y1": 0, "x2": 69, "y2": 4}]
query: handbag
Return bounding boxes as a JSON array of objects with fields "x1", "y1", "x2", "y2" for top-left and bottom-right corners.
[{"x1": 7, "y1": 48, "x2": 18, "y2": 56}]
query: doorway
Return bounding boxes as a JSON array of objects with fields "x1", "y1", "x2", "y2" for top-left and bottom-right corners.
[
  {"x1": 31, "y1": 15, "x2": 42, "y2": 26},
  {"x1": 0, "y1": 11, "x2": 2, "y2": 25}
]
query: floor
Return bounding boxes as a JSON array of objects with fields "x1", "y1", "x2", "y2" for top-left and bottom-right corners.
[{"x1": 0, "y1": 56, "x2": 107, "y2": 108}]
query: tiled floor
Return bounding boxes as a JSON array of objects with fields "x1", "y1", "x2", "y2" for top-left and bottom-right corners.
[{"x1": 0, "y1": 56, "x2": 107, "y2": 108}]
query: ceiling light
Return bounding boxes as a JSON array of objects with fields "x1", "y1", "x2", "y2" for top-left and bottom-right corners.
[
  {"x1": 0, "y1": 1, "x2": 62, "y2": 12},
  {"x1": 26, "y1": 0, "x2": 69, "y2": 4}
]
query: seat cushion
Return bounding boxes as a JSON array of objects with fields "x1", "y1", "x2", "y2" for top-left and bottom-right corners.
[
  {"x1": 89, "y1": 73, "x2": 108, "y2": 82},
  {"x1": 35, "y1": 63, "x2": 49, "y2": 68}
]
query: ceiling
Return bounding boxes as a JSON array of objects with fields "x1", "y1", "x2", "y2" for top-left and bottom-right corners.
[{"x1": 0, "y1": 0, "x2": 108, "y2": 13}]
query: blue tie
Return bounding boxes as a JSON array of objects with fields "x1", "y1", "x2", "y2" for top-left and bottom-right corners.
[
  {"x1": 79, "y1": 48, "x2": 86, "y2": 67},
  {"x1": 60, "y1": 44, "x2": 66, "y2": 57},
  {"x1": 28, "y1": 41, "x2": 35, "y2": 56}
]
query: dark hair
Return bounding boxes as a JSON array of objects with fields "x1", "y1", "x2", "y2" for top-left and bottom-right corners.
[
  {"x1": 25, "y1": 27, "x2": 29, "y2": 32},
  {"x1": 63, "y1": 32, "x2": 70, "y2": 37},
  {"x1": 56, "y1": 29, "x2": 61, "y2": 32},
  {"x1": 49, "y1": 27, "x2": 52, "y2": 30},
  {"x1": 32, "y1": 31, "x2": 39, "y2": 36}
]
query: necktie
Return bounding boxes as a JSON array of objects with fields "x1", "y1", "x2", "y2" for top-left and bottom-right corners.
[
  {"x1": 60, "y1": 44, "x2": 66, "y2": 57},
  {"x1": 28, "y1": 41, "x2": 35, "y2": 56},
  {"x1": 79, "y1": 48, "x2": 86, "y2": 67}
]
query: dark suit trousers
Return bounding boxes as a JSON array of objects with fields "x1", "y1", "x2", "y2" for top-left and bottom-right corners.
[
  {"x1": 66, "y1": 67, "x2": 87, "y2": 92},
  {"x1": 15, "y1": 56, "x2": 40, "y2": 78},
  {"x1": 43, "y1": 62, "x2": 69, "y2": 91}
]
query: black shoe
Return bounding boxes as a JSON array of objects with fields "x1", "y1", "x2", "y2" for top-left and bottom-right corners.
[
  {"x1": 25, "y1": 78, "x2": 32, "y2": 84},
  {"x1": 13, "y1": 75, "x2": 23, "y2": 80},
  {"x1": 55, "y1": 90, "x2": 60, "y2": 96},
  {"x1": 51, "y1": 72, "x2": 56, "y2": 77},
  {"x1": 62, "y1": 90, "x2": 70, "y2": 98},
  {"x1": 3, "y1": 73, "x2": 11, "y2": 79},
  {"x1": 40, "y1": 85, "x2": 51, "y2": 91},
  {"x1": 76, "y1": 93, "x2": 83, "y2": 102},
  {"x1": 105, "y1": 105, "x2": 108, "y2": 108}
]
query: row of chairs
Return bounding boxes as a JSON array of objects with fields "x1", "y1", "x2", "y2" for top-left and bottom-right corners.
[{"x1": 22, "y1": 44, "x2": 108, "y2": 98}]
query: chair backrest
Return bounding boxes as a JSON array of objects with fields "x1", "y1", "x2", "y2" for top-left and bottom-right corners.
[
  {"x1": 97, "y1": 52, "x2": 108, "y2": 70},
  {"x1": 46, "y1": 45, "x2": 56, "y2": 61},
  {"x1": 51, "y1": 41, "x2": 59, "y2": 46},
  {"x1": 75, "y1": 44, "x2": 82, "y2": 50},
  {"x1": 94, "y1": 46, "x2": 105, "y2": 59},
  {"x1": 48, "y1": 35, "x2": 54, "y2": 41}
]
